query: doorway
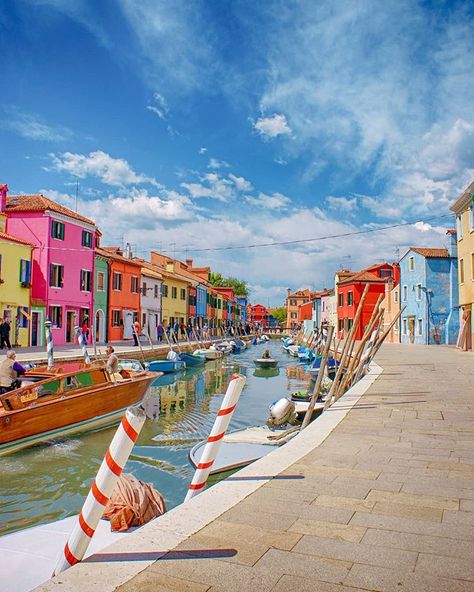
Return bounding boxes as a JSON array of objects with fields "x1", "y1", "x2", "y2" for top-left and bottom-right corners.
[
  {"x1": 95, "y1": 310, "x2": 105, "y2": 343},
  {"x1": 66, "y1": 311, "x2": 76, "y2": 343},
  {"x1": 31, "y1": 311, "x2": 41, "y2": 347},
  {"x1": 408, "y1": 316, "x2": 415, "y2": 344}
]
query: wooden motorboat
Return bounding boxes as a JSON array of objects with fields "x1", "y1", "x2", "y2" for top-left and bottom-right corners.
[
  {"x1": 0, "y1": 365, "x2": 160, "y2": 456},
  {"x1": 254, "y1": 358, "x2": 278, "y2": 368},
  {"x1": 193, "y1": 348, "x2": 223, "y2": 361}
]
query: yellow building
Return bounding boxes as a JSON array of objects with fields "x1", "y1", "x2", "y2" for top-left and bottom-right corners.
[
  {"x1": 216, "y1": 294, "x2": 223, "y2": 327},
  {"x1": 0, "y1": 187, "x2": 34, "y2": 347},
  {"x1": 451, "y1": 180, "x2": 474, "y2": 350},
  {"x1": 150, "y1": 252, "x2": 189, "y2": 329}
]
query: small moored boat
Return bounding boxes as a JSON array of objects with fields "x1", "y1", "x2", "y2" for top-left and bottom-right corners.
[
  {"x1": 254, "y1": 358, "x2": 278, "y2": 368},
  {"x1": 179, "y1": 352, "x2": 206, "y2": 367},
  {"x1": 147, "y1": 359, "x2": 186, "y2": 373},
  {"x1": 193, "y1": 348, "x2": 223, "y2": 361}
]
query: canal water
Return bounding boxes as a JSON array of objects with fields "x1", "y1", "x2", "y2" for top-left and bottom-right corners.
[{"x1": 0, "y1": 340, "x2": 312, "y2": 536}]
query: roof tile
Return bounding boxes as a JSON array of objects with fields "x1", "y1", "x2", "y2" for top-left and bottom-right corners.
[{"x1": 6, "y1": 195, "x2": 96, "y2": 226}]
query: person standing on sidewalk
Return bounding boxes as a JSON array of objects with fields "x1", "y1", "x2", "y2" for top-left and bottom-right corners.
[
  {"x1": 133, "y1": 320, "x2": 140, "y2": 346},
  {"x1": 1, "y1": 320, "x2": 12, "y2": 349}
]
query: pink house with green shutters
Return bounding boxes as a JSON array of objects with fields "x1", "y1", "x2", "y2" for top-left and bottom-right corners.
[{"x1": 6, "y1": 194, "x2": 97, "y2": 346}]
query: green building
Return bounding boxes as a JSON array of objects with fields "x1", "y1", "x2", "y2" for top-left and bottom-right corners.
[{"x1": 94, "y1": 252, "x2": 109, "y2": 343}]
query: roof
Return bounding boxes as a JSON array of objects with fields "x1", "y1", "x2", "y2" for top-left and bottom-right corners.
[
  {"x1": 6, "y1": 195, "x2": 96, "y2": 226},
  {"x1": 338, "y1": 269, "x2": 388, "y2": 286},
  {"x1": 410, "y1": 247, "x2": 450, "y2": 259},
  {"x1": 450, "y1": 180, "x2": 474, "y2": 213},
  {"x1": 132, "y1": 258, "x2": 164, "y2": 280},
  {"x1": 287, "y1": 288, "x2": 313, "y2": 299},
  {"x1": 0, "y1": 231, "x2": 35, "y2": 247},
  {"x1": 96, "y1": 246, "x2": 142, "y2": 267}
]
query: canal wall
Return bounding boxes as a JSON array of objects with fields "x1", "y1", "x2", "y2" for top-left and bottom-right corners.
[{"x1": 34, "y1": 354, "x2": 383, "y2": 591}]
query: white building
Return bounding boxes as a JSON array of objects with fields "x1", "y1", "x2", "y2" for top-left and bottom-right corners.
[{"x1": 134, "y1": 259, "x2": 163, "y2": 342}]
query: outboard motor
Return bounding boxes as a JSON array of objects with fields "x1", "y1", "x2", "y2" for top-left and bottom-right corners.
[{"x1": 267, "y1": 398, "x2": 298, "y2": 428}]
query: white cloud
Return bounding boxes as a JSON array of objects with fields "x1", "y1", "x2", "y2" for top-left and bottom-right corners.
[
  {"x1": 253, "y1": 113, "x2": 292, "y2": 139},
  {"x1": 1, "y1": 107, "x2": 73, "y2": 142},
  {"x1": 199, "y1": 147, "x2": 208, "y2": 155},
  {"x1": 326, "y1": 196, "x2": 358, "y2": 213},
  {"x1": 146, "y1": 92, "x2": 169, "y2": 121},
  {"x1": 245, "y1": 192, "x2": 291, "y2": 209},
  {"x1": 181, "y1": 172, "x2": 234, "y2": 202},
  {"x1": 229, "y1": 173, "x2": 253, "y2": 192},
  {"x1": 51, "y1": 150, "x2": 160, "y2": 187},
  {"x1": 208, "y1": 158, "x2": 230, "y2": 169}
]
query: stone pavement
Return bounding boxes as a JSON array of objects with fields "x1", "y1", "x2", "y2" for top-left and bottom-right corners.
[{"x1": 116, "y1": 344, "x2": 474, "y2": 592}]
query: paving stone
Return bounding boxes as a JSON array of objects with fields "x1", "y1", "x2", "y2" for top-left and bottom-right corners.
[
  {"x1": 312, "y1": 495, "x2": 375, "y2": 513},
  {"x1": 270, "y1": 574, "x2": 362, "y2": 592},
  {"x1": 361, "y1": 527, "x2": 474, "y2": 559},
  {"x1": 332, "y1": 475, "x2": 403, "y2": 493},
  {"x1": 371, "y1": 501, "x2": 443, "y2": 522},
  {"x1": 200, "y1": 520, "x2": 302, "y2": 551},
  {"x1": 443, "y1": 510, "x2": 474, "y2": 526},
  {"x1": 345, "y1": 563, "x2": 474, "y2": 592},
  {"x1": 293, "y1": 534, "x2": 417, "y2": 570},
  {"x1": 288, "y1": 519, "x2": 367, "y2": 543},
  {"x1": 366, "y1": 489, "x2": 459, "y2": 510},
  {"x1": 416, "y1": 552, "x2": 474, "y2": 581},
  {"x1": 117, "y1": 571, "x2": 211, "y2": 592},
  {"x1": 349, "y1": 511, "x2": 474, "y2": 541},
  {"x1": 460, "y1": 499, "x2": 474, "y2": 512},
  {"x1": 218, "y1": 507, "x2": 298, "y2": 531}
]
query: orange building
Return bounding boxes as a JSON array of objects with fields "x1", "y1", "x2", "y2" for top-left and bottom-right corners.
[
  {"x1": 297, "y1": 300, "x2": 313, "y2": 323},
  {"x1": 286, "y1": 288, "x2": 317, "y2": 328},
  {"x1": 97, "y1": 247, "x2": 141, "y2": 341}
]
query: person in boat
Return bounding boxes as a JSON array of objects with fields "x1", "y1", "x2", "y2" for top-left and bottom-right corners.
[
  {"x1": 105, "y1": 345, "x2": 119, "y2": 374},
  {"x1": 262, "y1": 349, "x2": 271, "y2": 359},
  {"x1": 0, "y1": 350, "x2": 26, "y2": 394}
]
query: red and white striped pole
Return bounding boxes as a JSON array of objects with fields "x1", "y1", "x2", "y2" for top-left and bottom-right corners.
[
  {"x1": 185, "y1": 374, "x2": 246, "y2": 502},
  {"x1": 53, "y1": 406, "x2": 146, "y2": 576}
]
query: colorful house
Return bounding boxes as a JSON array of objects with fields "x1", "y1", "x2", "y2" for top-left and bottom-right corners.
[
  {"x1": 150, "y1": 252, "x2": 189, "y2": 330},
  {"x1": 249, "y1": 303, "x2": 269, "y2": 324},
  {"x1": 214, "y1": 287, "x2": 235, "y2": 327},
  {"x1": 6, "y1": 193, "x2": 96, "y2": 346},
  {"x1": 0, "y1": 185, "x2": 34, "y2": 347},
  {"x1": 450, "y1": 181, "x2": 474, "y2": 350},
  {"x1": 185, "y1": 260, "x2": 210, "y2": 328},
  {"x1": 133, "y1": 258, "x2": 163, "y2": 341},
  {"x1": 235, "y1": 296, "x2": 248, "y2": 324},
  {"x1": 336, "y1": 263, "x2": 398, "y2": 340},
  {"x1": 399, "y1": 237, "x2": 459, "y2": 345},
  {"x1": 380, "y1": 279, "x2": 400, "y2": 343},
  {"x1": 285, "y1": 288, "x2": 317, "y2": 328},
  {"x1": 320, "y1": 289, "x2": 335, "y2": 325},
  {"x1": 97, "y1": 247, "x2": 141, "y2": 342},
  {"x1": 93, "y1": 243, "x2": 109, "y2": 344}
]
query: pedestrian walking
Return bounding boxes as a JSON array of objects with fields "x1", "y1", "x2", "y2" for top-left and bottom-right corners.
[
  {"x1": 1, "y1": 320, "x2": 12, "y2": 349},
  {"x1": 157, "y1": 323, "x2": 164, "y2": 342},
  {"x1": 133, "y1": 320, "x2": 140, "y2": 346}
]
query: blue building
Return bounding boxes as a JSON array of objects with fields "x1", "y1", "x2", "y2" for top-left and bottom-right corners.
[
  {"x1": 399, "y1": 231, "x2": 459, "y2": 345},
  {"x1": 196, "y1": 284, "x2": 207, "y2": 327},
  {"x1": 236, "y1": 296, "x2": 247, "y2": 324}
]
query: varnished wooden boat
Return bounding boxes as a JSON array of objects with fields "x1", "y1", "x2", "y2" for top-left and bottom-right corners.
[{"x1": 0, "y1": 365, "x2": 160, "y2": 456}]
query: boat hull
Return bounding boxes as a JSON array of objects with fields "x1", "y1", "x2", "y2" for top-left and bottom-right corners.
[
  {"x1": 193, "y1": 349, "x2": 223, "y2": 360},
  {"x1": 179, "y1": 353, "x2": 206, "y2": 367},
  {"x1": 254, "y1": 359, "x2": 278, "y2": 368},
  {"x1": 0, "y1": 373, "x2": 157, "y2": 455},
  {"x1": 148, "y1": 360, "x2": 186, "y2": 373}
]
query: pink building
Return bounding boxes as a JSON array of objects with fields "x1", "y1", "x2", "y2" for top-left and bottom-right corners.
[{"x1": 6, "y1": 194, "x2": 97, "y2": 346}]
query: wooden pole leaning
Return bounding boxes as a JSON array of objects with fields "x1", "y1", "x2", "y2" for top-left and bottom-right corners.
[
  {"x1": 44, "y1": 320, "x2": 54, "y2": 370},
  {"x1": 324, "y1": 283, "x2": 369, "y2": 411},
  {"x1": 132, "y1": 324, "x2": 147, "y2": 365},
  {"x1": 301, "y1": 325, "x2": 334, "y2": 430}
]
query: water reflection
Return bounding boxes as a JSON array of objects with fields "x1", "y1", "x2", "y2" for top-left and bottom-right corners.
[{"x1": 0, "y1": 341, "x2": 312, "y2": 535}]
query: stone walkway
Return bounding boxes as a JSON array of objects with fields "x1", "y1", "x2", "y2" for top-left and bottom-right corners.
[{"x1": 116, "y1": 344, "x2": 474, "y2": 592}]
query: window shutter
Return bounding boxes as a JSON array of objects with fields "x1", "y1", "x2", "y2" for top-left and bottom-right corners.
[{"x1": 49, "y1": 263, "x2": 53, "y2": 286}]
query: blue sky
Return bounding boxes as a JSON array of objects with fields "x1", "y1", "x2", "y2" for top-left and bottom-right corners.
[{"x1": 1, "y1": 0, "x2": 473, "y2": 305}]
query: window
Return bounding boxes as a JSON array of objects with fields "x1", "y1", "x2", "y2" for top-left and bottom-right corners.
[
  {"x1": 142, "y1": 313, "x2": 146, "y2": 326},
  {"x1": 19, "y1": 259, "x2": 31, "y2": 284},
  {"x1": 402, "y1": 318, "x2": 407, "y2": 335},
  {"x1": 112, "y1": 272, "x2": 122, "y2": 291},
  {"x1": 49, "y1": 305, "x2": 62, "y2": 328},
  {"x1": 456, "y1": 215, "x2": 463, "y2": 239},
  {"x1": 402, "y1": 285, "x2": 408, "y2": 301},
  {"x1": 142, "y1": 281, "x2": 147, "y2": 296},
  {"x1": 18, "y1": 306, "x2": 29, "y2": 328},
  {"x1": 51, "y1": 220, "x2": 65, "y2": 240},
  {"x1": 80, "y1": 270, "x2": 92, "y2": 292},
  {"x1": 338, "y1": 293, "x2": 343, "y2": 306},
  {"x1": 162, "y1": 284, "x2": 168, "y2": 297},
  {"x1": 394, "y1": 291, "x2": 399, "y2": 303},
  {"x1": 290, "y1": 312, "x2": 297, "y2": 319},
  {"x1": 131, "y1": 276, "x2": 139, "y2": 293},
  {"x1": 379, "y1": 269, "x2": 393, "y2": 278},
  {"x1": 417, "y1": 318, "x2": 423, "y2": 336},
  {"x1": 154, "y1": 284, "x2": 159, "y2": 298},
  {"x1": 347, "y1": 318, "x2": 353, "y2": 330},
  {"x1": 81, "y1": 230, "x2": 92, "y2": 248},
  {"x1": 290, "y1": 299, "x2": 296, "y2": 306},
  {"x1": 408, "y1": 256, "x2": 415, "y2": 271},
  {"x1": 49, "y1": 263, "x2": 64, "y2": 288},
  {"x1": 0, "y1": 254, "x2": 2, "y2": 279},
  {"x1": 112, "y1": 310, "x2": 121, "y2": 327},
  {"x1": 338, "y1": 319, "x2": 344, "y2": 332},
  {"x1": 347, "y1": 291, "x2": 353, "y2": 306},
  {"x1": 97, "y1": 271, "x2": 105, "y2": 292},
  {"x1": 416, "y1": 283, "x2": 422, "y2": 301},
  {"x1": 460, "y1": 259, "x2": 465, "y2": 284},
  {"x1": 180, "y1": 288, "x2": 186, "y2": 300},
  {"x1": 470, "y1": 206, "x2": 474, "y2": 231},
  {"x1": 171, "y1": 287, "x2": 177, "y2": 299}
]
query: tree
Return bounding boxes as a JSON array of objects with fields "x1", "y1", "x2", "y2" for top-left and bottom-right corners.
[
  {"x1": 271, "y1": 306, "x2": 287, "y2": 324},
  {"x1": 209, "y1": 272, "x2": 249, "y2": 297}
]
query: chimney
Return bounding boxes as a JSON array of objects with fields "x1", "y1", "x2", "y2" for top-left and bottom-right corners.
[
  {"x1": 125, "y1": 242, "x2": 133, "y2": 259},
  {"x1": 286, "y1": 288, "x2": 291, "y2": 297},
  {"x1": 446, "y1": 229, "x2": 457, "y2": 258},
  {"x1": 186, "y1": 258, "x2": 193, "y2": 268},
  {"x1": 0, "y1": 184, "x2": 8, "y2": 214}
]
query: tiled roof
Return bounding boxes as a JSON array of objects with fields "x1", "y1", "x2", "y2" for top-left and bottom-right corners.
[
  {"x1": 338, "y1": 270, "x2": 388, "y2": 286},
  {"x1": 6, "y1": 195, "x2": 96, "y2": 226},
  {"x1": 0, "y1": 231, "x2": 35, "y2": 247},
  {"x1": 411, "y1": 247, "x2": 450, "y2": 258},
  {"x1": 132, "y1": 257, "x2": 164, "y2": 280},
  {"x1": 96, "y1": 246, "x2": 142, "y2": 267},
  {"x1": 450, "y1": 180, "x2": 474, "y2": 213}
]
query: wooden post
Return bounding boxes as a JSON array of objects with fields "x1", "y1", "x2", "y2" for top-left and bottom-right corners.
[
  {"x1": 324, "y1": 283, "x2": 369, "y2": 411},
  {"x1": 301, "y1": 325, "x2": 334, "y2": 429}
]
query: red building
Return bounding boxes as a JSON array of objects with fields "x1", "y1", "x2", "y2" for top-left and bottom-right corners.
[
  {"x1": 336, "y1": 263, "x2": 399, "y2": 339},
  {"x1": 297, "y1": 300, "x2": 313, "y2": 323},
  {"x1": 249, "y1": 303, "x2": 269, "y2": 324}
]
